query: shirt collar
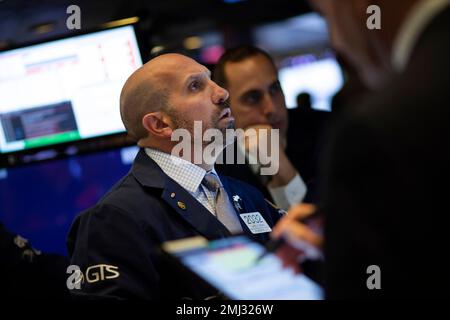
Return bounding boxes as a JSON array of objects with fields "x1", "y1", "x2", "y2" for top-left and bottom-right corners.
[
  {"x1": 392, "y1": 0, "x2": 450, "y2": 73},
  {"x1": 145, "y1": 147, "x2": 218, "y2": 193}
]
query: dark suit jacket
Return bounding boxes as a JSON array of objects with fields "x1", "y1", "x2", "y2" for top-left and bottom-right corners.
[
  {"x1": 322, "y1": 7, "x2": 450, "y2": 299},
  {"x1": 67, "y1": 149, "x2": 282, "y2": 300},
  {"x1": 216, "y1": 109, "x2": 330, "y2": 204}
]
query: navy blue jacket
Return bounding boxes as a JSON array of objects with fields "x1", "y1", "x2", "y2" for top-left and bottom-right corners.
[{"x1": 67, "y1": 149, "x2": 282, "y2": 300}]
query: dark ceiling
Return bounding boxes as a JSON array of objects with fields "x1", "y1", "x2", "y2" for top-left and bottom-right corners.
[{"x1": 0, "y1": 0, "x2": 312, "y2": 48}]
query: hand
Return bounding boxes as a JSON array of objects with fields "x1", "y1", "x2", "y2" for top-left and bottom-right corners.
[
  {"x1": 243, "y1": 124, "x2": 287, "y2": 150},
  {"x1": 243, "y1": 124, "x2": 274, "y2": 159},
  {"x1": 243, "y1": 124, "x2": 297, "y2": 187},
  {"x1": 271, "y1": 203, "x2": 324, "y2": 273}
]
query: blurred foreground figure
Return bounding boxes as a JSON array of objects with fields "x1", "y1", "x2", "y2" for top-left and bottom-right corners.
[{"x1": 273, "y1": 0, "x2": 450, "y2": 299}]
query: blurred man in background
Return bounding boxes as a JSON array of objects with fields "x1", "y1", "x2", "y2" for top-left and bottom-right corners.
[
  {"x1": 214, "y1": 46, "x2": 330, "y2": 207},
  {"x1": 296, "y1": 92, "x2": 313, "y2": 111}
]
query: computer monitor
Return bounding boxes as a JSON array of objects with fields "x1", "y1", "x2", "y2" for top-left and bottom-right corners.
[
  {"x1": 0, "y1": 25, "x2": 143, "y2": 155},
  {"x1": 279, "y1": 51, "x2": 344, "y2": 111}
]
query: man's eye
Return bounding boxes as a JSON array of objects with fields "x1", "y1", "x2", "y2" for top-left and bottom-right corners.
[
  {"x1": 189, "y1": 81, "x2": 203, "y2": 91},
  {"x1": 269, "y1": 82, "x2": 283, "y2": 95},
  {"x1": 243, "y1": 92, "x2": 262, "y2": 105}
]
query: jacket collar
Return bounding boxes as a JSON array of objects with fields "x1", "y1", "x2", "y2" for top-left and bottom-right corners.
[
  {"x1": 131, "y1": 148, "x2": 269, "y2": 242},
  {"x1": 131, "y1": 149, "x2": 232, "y2": 239},
  {"x1": 131, "y1": 148, "x2": 166, "y2": 189}
]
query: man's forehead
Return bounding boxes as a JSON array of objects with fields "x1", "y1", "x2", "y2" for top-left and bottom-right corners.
[
  {"x1": 225, "y1": 57, "x2": 277, "y2": 93},
  {"x1": 152, "y1": 59, "x2": 210, "y2": 81},
  {"x1": 185, "y1": 68, "x2": 211, "y2": 79},
  {"x1": 180, "y1": 61, "x2": 210, "y2": 74},
  {"x1": 227, "y1": 55, "x2": 276, "y2": 77}
]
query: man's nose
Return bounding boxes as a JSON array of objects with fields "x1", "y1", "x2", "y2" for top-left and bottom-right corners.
[
  {"x1": 262, "y1": 94, "x2": 276, "y2": 115},
  {"x1": 212, "y1": 83, "x2": 229, "y2": 105}
]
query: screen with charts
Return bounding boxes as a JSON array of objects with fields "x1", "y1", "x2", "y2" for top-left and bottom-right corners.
[
  {"x1": 163, "y1": 235, "x2": 324, "y2": 300},
  {"x1": 0, "y1": 25, "x2": 143, "y2": 154},
  {"x1": 279, "y1": 51, "x2": 344, "y2": 111}
]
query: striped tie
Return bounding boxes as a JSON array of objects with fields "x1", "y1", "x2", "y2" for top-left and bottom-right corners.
[{"x1": 202, "y1": 172, "x2": 243, "y2": 234}]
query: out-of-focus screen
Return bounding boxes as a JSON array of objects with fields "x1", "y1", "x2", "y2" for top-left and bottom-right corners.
[
  {"x1": 279, "y1": 52, "x2": 344, "y2": 111},
  {"x1": 164, "y1": 235, "x2": 324, "y2": 300},
  {"x1": 0, "y1": 25, "x2": 142, "y2": 154},
  {"x1": 0, "y1": 146, "x2": 139, "y2": 255}
]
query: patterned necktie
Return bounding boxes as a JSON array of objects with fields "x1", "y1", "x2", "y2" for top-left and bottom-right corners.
[{"x1": 202, "y1": 172, "x2": 243, "y2": 234}]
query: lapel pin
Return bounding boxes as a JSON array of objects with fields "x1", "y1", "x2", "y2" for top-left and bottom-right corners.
[
  {"x1": 232, "y1": 195, "x2": 243, "y2": 212},
  {"x1": 170, "y1": 192, "x2": 176, "y2": 198},
  {"x1": 177, "y1": 201, "x2": 186, "y2": 210}
]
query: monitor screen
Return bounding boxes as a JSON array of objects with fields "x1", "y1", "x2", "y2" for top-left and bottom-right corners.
[
  {"x1": 0, "y1": 25, "x2": 143, "y2": 154},
  {"x1": 279, "y1": 51, "x2": 344, "y2": 111}
]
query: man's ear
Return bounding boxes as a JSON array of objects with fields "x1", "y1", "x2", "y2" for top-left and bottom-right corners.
[{"x1": 142, "y1": 112, "x2": 173, "y2": 138}]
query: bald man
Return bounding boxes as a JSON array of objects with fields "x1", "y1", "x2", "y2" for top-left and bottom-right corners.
[{"x1": 67, "y1": 54, "x2": 283, "y2": 300}]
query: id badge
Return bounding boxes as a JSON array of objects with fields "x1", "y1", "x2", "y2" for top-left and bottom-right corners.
[{"x1": 239, "y1": 212, "x2": 272, "y2": 234}]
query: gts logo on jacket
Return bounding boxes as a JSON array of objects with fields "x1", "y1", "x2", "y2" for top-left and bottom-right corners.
[{"x1": 66, "y1": 264, "x2": 119, "y2": 290}]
